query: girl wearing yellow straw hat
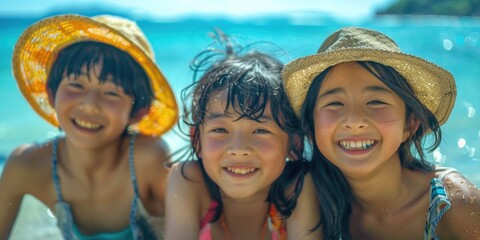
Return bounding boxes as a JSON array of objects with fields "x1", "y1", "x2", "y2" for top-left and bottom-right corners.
[
  {"x1": 0, "y1": 14, "x2": 177, "y2": 239},
  {"x1": 283, "y1": 26, "x2": 480, "y2": 239}
]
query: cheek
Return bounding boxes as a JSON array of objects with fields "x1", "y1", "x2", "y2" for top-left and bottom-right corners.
[
  {"x1": 255, "y1": 137, "x2": 288, "y2": 171},
  {"x1": 200, "y1": 137, "x2": 222, "y2": 173},
  {"x1": 202, "y1": 138, "x2": 224, "y2": 151},
  {"x1": 368, "y1": 108, "x2": 404, "y2": 124},
  {"x1": 313, "y1": 110, "x2": 338, "y2": 153},
  {"x1": 271, "y1": 161, "x2": 286, "y2": 178},
  {"x1": 108, "y1": 101, "x2": 133, "y2": 119},
  {"x1": 314, "y1": 109, "x2": 339, "y2": 134},
  {"x1": 54, "y1": 89, "x2": 74, "y2": 111},
  {"x1": 199, "y1": 135, "x2": 225, "y2": 159}
]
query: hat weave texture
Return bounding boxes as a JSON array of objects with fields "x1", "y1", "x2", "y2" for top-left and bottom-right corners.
[{"x1": 282, "y1": 27, "x2": 456, "y2": 125}]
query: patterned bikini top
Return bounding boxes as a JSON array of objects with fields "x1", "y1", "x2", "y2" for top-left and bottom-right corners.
[
  {"x1": 424, "y1": 167, "x2": 457, "y2": 240},
  {"x1": 199, "y1": 200, "x2": 287, "y2": 240}
]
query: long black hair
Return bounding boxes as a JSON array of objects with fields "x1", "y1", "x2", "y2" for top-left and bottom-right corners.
[{"x1": 301, "y1": 61, "x2": 440, "y2": 239}]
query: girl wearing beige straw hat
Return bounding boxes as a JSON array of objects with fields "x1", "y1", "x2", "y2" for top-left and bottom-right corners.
[
  {"x1": 0, "y1": 14, "x2": 178, "y2": 239},
  {"x1": 283, "y1": 27, "x2": 480, "y2": 239}
]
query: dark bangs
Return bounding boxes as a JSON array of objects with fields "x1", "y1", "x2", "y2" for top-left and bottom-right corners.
[
  {"x1": 191, "y1": 52, "x2": 295, "y2": 133},
  {"x1": 47, "y1": 41, "x2": 153, "y2": 117}
]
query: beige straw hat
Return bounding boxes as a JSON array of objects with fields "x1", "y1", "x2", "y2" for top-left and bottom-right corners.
[
  {"x1": 282, "y1": 27, "x2": 456, "y2": 125},
  {"x1": 12, "y1": 14, "x2": 178, "y2": 136}
]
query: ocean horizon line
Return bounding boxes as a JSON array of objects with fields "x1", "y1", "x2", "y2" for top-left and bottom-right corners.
[{"x1": 2, "y1": 10, "x2": 480, "y2": 28}]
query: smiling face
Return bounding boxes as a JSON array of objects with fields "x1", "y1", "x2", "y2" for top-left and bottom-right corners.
[
  {"x1": 54, "y1": 61, "x2": 134, "y2": 149},
  {"x1": 313, "y1": 62, "x2": 411, "y2": 178},
  {"x1": 199, "y1": 89, "x2": 289, "y2": 199}
]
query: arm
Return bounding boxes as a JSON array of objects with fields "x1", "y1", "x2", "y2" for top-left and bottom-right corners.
[
  {"x1": 286, "y1": 172, "x2": 323, "y2": 240},
  {"x1": 0, "y1": 146, "x2": 32, "y2": 239},
  {"x1": 438, "y1": 171, "x2": 480, "y2": 239},
  {"x1": 136, "y1": 136, "x2": 171, "y2": 216},
  {"x1": 164, "y1": 161, "x2": 207, "y2": 240}
]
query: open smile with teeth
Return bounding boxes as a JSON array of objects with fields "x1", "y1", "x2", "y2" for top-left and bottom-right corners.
[
  {"x1": 225, "y1": 166, "x2": 257, "y2": 175},
  {"x1": 339, "y1": 139, "x2": 375, "y2": 150},
  {"x1": 74, "y1": 119, "x2": 102, "y2": 130}
]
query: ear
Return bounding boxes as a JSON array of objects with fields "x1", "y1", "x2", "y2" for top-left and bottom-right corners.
[
  {"x1": 129, "y1": 107, "x2": 150, "y2": 124},
  {"x1": 403, "y1": 113, "x2": 419, "y2": 142},
  {"x1": 287, "y1": 134, "x2": 304, "y2": 161}
]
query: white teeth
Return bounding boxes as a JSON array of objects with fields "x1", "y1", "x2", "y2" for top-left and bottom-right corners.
[
  {"x1": 74, "y1": 119, "x2": 101, "y2": 130},
  {"x1": 339, "y1": 140, "x2": 375, "y2": 150},
  {"x1": 226, "y1": 167, "x2": 256, "y2": 175}
]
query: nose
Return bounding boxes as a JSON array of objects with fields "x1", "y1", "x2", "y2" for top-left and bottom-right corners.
[
  {"x1": 342, "y1": 107, "x2": 368, "y2": 130},
  {"x1": 227, "y1": 133, "x2": 252, "y2": 157},
  {"x1": 79, "y1": 90, "x2": 101, "y2": 114}
]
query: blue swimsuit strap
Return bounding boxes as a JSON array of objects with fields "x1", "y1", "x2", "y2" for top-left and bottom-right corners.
[
  {"x1": 129, "y1": 133, "x2": 140, "y2": 198},
  {"x1": 51, "y1": 135, "x2": 140, "y2": 201},
  {"x1": 127, "y1": 133, "x2": 143, "y2": 239},
  {"x1": 51, "y1": 138, "x2": 63, "y2": 202}
]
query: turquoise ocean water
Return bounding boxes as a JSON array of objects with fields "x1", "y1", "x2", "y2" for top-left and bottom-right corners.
[{"x1": 0, "y1": 15, "x2": 479, "y2": 238}]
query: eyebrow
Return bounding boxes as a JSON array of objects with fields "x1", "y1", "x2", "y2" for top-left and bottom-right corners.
[{"x1": 318, "y1": 85, "x2": 393, "y2": 99}]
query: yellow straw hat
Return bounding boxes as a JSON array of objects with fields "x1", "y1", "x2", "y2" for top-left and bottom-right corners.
[
  {"x1": 282, "y1": 27, "x2": 456, "y2": 125},
  {"x1": 12, "y1": 14, "x2": 178, "y2": 136}
]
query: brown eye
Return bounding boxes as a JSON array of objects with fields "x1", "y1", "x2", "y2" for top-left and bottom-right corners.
[
  {"x1": 253, "y1": 129, "x2": 270, "y2": 134},
  {"x1": 105, "y1": 91, "x2": 120, "y2": 97},
  {"x1": 367, "y1": 100, "x2": 386, "y2": 105},
  {"x1": 211, "y1": 128, "x2": 228, "y2": 133},
  {"x1": 67, "y1": 82, "x2": 84, "y2": 89}
]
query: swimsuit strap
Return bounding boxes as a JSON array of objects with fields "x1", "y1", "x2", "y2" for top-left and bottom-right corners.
[
  {"x1": 200, "y1": 200, "x2": 219, "y2": 229},
  {"x1": 127, "y1": 133, "x2": 144, "y2": 240},
  {"x1": 51, "y1": 137, "x2": 76, "y2": 240},
  {"x1": 267, "y1": 204, "x2": 287, "y2": 238},
  {"x1": 51, "y1": 137, "x2": 64, "y2": 202},
  {"x1": 201, "y1": 201, "x2": 286, "y2": 240},
  {"x1": 424, "y1": 166, "x2": 457, "y2": 240},
  {"x1": 128, "y1": 133, "x2": 140, "y2": 197},
  {"x1": 425, "y1": 178, "x2": 451, "y2": 240}
]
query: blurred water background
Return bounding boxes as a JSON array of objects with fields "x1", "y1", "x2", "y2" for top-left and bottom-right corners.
[{"x1": 0, "y1": 2, "x2": 479, "y2": 239}]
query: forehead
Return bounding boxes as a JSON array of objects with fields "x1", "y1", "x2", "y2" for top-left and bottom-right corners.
[{"x1": 322, "y1": 62, "x2": 385, "y2": 88}]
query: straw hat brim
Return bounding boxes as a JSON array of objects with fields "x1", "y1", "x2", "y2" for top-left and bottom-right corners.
[
  {"x1": 12, "y1": 15, "x2": 178, "y2": 136},
  {"x1": 282, "y1": 49, "x2": 456, "y2": 125}
]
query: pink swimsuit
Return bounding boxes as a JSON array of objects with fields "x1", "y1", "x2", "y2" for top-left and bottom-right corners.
[{"x1": 199, "y1": 200, "x2": 286, "y2": 240}]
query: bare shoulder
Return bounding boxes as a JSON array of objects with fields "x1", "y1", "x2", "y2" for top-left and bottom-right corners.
[
  {"x1": 1, "y1": 142, "x2": 53, "y2": 198},
  {"x1": 0, "y1": 143, "x2": 51, "y2": 240},
  {"x1": 287, "y1": 172, "x2": 322, "y2": 239},
  {"x1": 439, "y1": 169, "x2": 479, "y2": 202},
  {"x1": 133, "y1": 135, "x2": 169, "y2": 188},
  {"x1": 168, "y1": 161, "x2": 205, "y2": 184},
  {"x1": 167, "y1": 161, "x2": 209, "y2": 208},
  {"x1": 132, "y1": 135, "x2": 170, "y2": 175},
  {"x1": 437, "y1": 169, "x2": 480, "y2": 239},
  {"x1": 165, "y1": 161, "x2": 210, "y2": 239},
  {"x1": 134, "y1": 134, "x2": 170, "y2": 162},
  {"x1": 4, "y1": 142, "x2": 52, "y2": 179}
]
